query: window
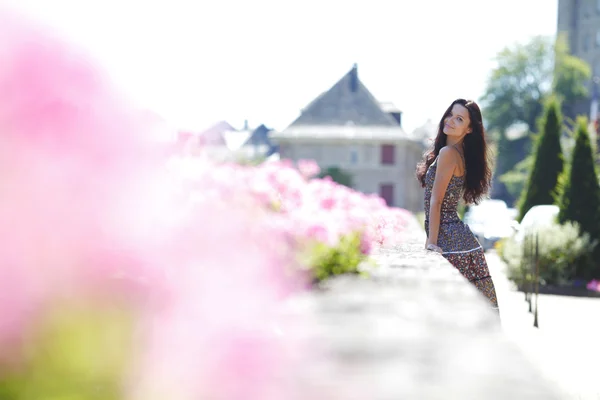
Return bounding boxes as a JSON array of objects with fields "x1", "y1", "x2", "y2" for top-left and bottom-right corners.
[
  {"x1": 380, "y1": 144, "x2": 395, "y2": 165},
  {"x1": 349, "y1": 148, "x2": 358, "y2": 164},
  {"x1": 596, "y1": 30, "x2": 600, "y2": 47},
  {"x1": 584, "y1": 34, "x2": 591, "y2": 52},
  {"x1": 597, "y1": 0, "x2": 600, "y2": 13},
  {"x1": 379, "y1": 184, "x2": 394, "y2": 207}
]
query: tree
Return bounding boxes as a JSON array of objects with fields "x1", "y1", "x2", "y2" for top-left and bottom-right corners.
[
  {"x1": 318, "y1": 166, "x2": 353, "y2": 188},
  {"x1": 557, "y1": 116, "x2": 600, "y2": 275},
  {"x1": 480, "y1": 34, "x2": 590, "y2": 205},
  {"x1": 517, "y1": 96, "x2": 564, "y2": 221},
  {"x1": 553, "y1": 33, "x2": 592, "y2": 120},
  {"x1": 480, "y1": 36, "x2": 554, "y2": 134},
  {"x1": 499, "y1": 155, "x2": 533, "y2": 201},
  {"x1": 494, "y1": 135, "x2": 532, "y2": 202},
  {"x1": 482, "y1": 34, "x2": 590, "y2": 136}
]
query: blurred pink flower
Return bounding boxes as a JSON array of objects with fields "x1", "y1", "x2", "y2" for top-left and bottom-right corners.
[
  {"x1": 124, "y1": 199, "x2": 310, "y2": 400},
  {"x1": 0, "y1": 7, "x2": 158, "y2": 349},
  {"x1": 296, "y1": 159, "x2": 321, "y2": 179},
  {"x1": 0, "y1": 7, "x2": 309, "y2": 394},
  {"x1": 0, "y1": 6, "x2": 411, "y2": 399}
]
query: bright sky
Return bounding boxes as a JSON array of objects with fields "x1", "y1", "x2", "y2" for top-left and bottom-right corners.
[{"x1": 7, "y1": 0, "x2": 558, "y2": 134}]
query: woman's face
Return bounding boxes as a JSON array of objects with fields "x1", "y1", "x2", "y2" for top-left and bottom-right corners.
[{"x1": 443, "y1": 104, "x2": 472, "y2": 138}]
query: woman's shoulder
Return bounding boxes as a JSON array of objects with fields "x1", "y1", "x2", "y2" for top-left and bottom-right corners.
[{"x1": 437, "y1": 146, "x2": 460, "y2": 165}]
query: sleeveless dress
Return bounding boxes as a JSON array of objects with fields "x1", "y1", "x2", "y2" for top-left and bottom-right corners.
[{"x1": 424, "y1": 153, "x2": 499, "y2": 311}]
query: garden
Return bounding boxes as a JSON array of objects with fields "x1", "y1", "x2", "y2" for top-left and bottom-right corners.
[{"x1": 496, "y1": 97, "x2": 600, "y2": 294}]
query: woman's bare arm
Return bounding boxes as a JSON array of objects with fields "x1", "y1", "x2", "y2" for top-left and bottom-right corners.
[{"x1": 427, "y1": 147, "x2": 458, "y2": 249}]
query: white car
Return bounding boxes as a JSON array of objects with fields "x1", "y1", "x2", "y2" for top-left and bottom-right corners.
[
  {"x1": 464, "y1": 200, "x2": 518, "y2": 250},
  {"x1": 513, "y1": 204, "x2": 560, "y2": 245}
]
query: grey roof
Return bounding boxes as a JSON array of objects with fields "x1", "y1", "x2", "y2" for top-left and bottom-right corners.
[
  {"x1": 242, "y1": 124, "x2": 279, "y2": 156},
  {"x1": 379, "y1": 101, "x2": 402, "y2": 114},
  {"x1": 286, "y1": 64, "x2": 399, "y2": 128}
]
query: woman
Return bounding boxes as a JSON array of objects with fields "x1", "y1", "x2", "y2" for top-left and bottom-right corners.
[{"x1": 416, "y1": 98, "x2": 499, "y2": 311}]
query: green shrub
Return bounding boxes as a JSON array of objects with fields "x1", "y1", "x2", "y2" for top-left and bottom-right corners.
[
  {"x1": 557, "y1": 116, "x2": 600, "y2": 270},
  {"x1": 495, "y1": 237, "x2": 507, "y2": 259},
  {"x1": 0, "y1": 304, "x2": 132, "y2": 400},
  {"x1": 502, "y1": 221, "x2": 597, "y2": 286},
  {"x1": 317, "y1": 166, "x2": 354, "y2": 188},
  {"x1": 305, "y1": 232, "x2": 368, "y2": 283}
]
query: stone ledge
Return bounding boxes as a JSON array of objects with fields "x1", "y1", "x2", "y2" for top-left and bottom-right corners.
[{"x1": 280, "y1": 226, "x2": 566, "y2": 399}]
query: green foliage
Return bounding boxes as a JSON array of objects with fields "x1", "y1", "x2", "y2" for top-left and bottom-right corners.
[
  {"x1": 480, "y1": 36, "x2": 554, "y2": 134},
  {"x1": 495, "y1": 237, "x2": 508, "y2": 260},
  {"x1": 499, "y1": 155, "x2": 533, "y2": 203},
  {"x1": 553, "y1": 33, "x2": 592, "y2": 109},
  {"x1": 317, "y1": 166, "x2": 353, "y2": 188},
  {"x1": 307, "y1": 232, "x2": 368, "y2": 283},
  {"x1": 0, "y1": 304, "x2": 133, "y2": 400},
  {"x1": 494, "y1": 135, "x2": 533, "y2": 205},
  {"x1": 481, "y1": 34, "x2": 590, "y2": 135},
  {"x1": 457, "y1": 202, "x2": 467, "y2": 219},
  {"x1": 557, "y1": 117, "x2": 600, "y2": 267},
  {"x1": 234, "y1": 154, "x2": 267, "y2": 166},
  {"x1": 481, "y1": 35, "x2": 590, "y2": 206},
  {"x1": 501, "y1": 221, "x2": 597, "y2": 285},
  {"x1": 517, "y1": 97, "x2": 565, "y2": 221}
]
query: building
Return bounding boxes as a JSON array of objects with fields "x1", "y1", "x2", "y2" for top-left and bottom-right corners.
[
  {"x1": 411, "y1": 119, "x2": 438, "y2": 148},
  {"x1": 558, "y1": 0, "x2": 600, "y2": 68},
  {"x1": 179, "y1": 121, "x2": 278, "y2": 163},
  {"x1": 270, "y1": 64, "x2": 425, "y2": 212},
  {"x1": 558, "y1": 0, "x2": 600, "y2": 155},
  {"x1": 557, "y1": 0, "x2": 600, "y2": 116}
]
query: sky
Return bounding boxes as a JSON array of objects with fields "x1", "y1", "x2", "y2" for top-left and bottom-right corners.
[{"x1": 6, "y1": 0, "x2": 558, "y2": 135}]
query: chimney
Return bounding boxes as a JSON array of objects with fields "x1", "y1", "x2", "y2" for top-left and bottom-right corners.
[
  {"x1": 350, "y1": 63, "x2": 358, "y2": 92},
  {"x1": 243, "y1": 119, "x2": 249, "y2": 130}
]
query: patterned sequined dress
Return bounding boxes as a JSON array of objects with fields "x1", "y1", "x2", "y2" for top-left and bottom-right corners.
[{"x1": 424, "y1": 155, "x2": 499, "y2": 311}]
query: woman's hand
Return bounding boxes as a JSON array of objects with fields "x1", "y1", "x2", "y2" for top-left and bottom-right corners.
[{"x1": 426, "y1": 242, "x2": 443, "y2": 254}]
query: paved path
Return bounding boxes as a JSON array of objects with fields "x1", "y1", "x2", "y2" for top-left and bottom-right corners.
[{"x1": 487, "y1": 251, "x2": 600, "y2": 400}]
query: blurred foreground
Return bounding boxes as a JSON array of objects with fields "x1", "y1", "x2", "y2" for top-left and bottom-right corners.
[{"x1": 0, "y1": 8, "x2": 413, "y2": 399}]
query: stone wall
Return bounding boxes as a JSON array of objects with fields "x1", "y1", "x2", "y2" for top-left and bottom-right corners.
[{"x1": 278, "y1": 221, "x2": 566, "y2": 399}]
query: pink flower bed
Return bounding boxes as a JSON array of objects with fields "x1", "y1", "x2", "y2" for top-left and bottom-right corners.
[
  {"x1": 0, "y1": 7, "x2": 414, "y2": 399},
  {"x1": 587, "y1": 279, "x2": 600, "y2": 292},
  {"x1": 166, "y1": 155, "x2": 413, "y2": 252}
]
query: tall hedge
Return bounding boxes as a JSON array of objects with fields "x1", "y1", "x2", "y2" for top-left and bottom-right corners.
[
  {"x1": 557, "y1": 116, "x2": 600, "y2": 278},
  {"x1": 517, "y1": 96, "x2": 564, "y2": 221}
]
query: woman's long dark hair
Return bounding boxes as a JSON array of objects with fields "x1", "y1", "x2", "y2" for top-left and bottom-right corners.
[{"x1": 415, "y1": 98, "x2": 491, "y2": 205}]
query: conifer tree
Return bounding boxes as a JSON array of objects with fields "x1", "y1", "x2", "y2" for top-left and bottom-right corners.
[
  {"x1": 518, "y1": 96, "x2": 564, "y2": 221},
  {"x1": 557, "y1": 116, "x2": 600, "y2": 276}
]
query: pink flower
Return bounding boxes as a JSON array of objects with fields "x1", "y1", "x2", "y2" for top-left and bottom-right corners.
[
  {"x1": 0, "y1": 8, "x2": 311, "y2": 396},
  {"x1": 0, "y1": 7, "x2": 412, "y2": 399},
  {"x1": 0, "y1": 7, "x2": 159, "y2": 347},
  {"x1": 126, "y1": 202, "x2": 310, "y2": 400},
  {"x1": 359, "y1": 230, "x2": 373, "y2": 254},
  {"x1": 305, "y1": 224, "x2": 331, "y2": 243},
  {"x1": 296, "y1": 159, "x2": 321, "y2": 179}
]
